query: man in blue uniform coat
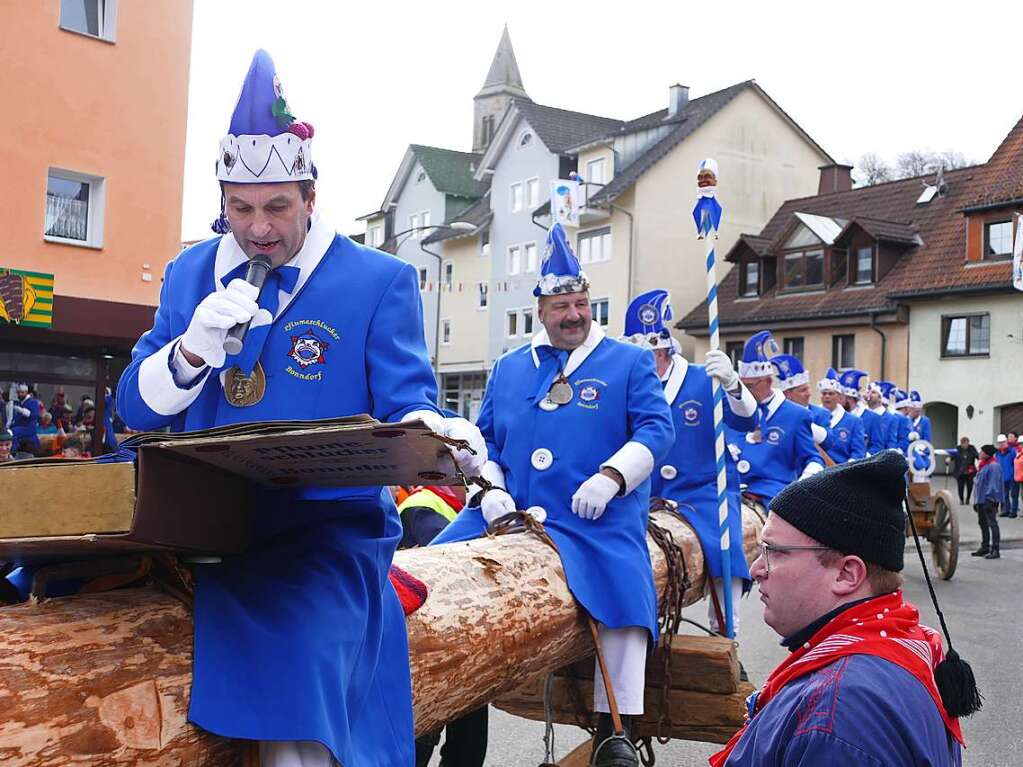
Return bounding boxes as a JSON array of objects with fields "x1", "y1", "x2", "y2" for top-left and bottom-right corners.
[
  {"x1": 840, "y1": 369, "x2": 868, "y2": 417},
  {"x1": 817, "y1": 368, "x2": 865, "y2": 462},
  {"x1": 770, "y1": 354, "x2": 833, "y2": 456},
  {"x1": 909, "y1": 390, "x2": 933, "y2": 443},
  {"x1": 726, "y1": 333, "x2": 823, "y2": 507},
  {"x1": 620, "y1": 289, "x2": 756, "y2": 634},
  {"x1": 116, "y1": 51, "x2": 486, "y2": 767},
  {"x1": 433, "y1": 224, "x2": 673, "y2": 767},
  {"x1": 892, "y1": 388, "x2": 915, "y2": 454},
  {"x1": 863, "y1": 380, "x2": 897, "y2": 455}
]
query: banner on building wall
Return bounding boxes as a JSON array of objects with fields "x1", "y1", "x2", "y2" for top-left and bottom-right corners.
[
  {"x1": 0, "y1": 268, "x2": 53, "y2": 328},
  {"x1": 550, "y1": 179, "x2": 582, "y2": 228},
  {"x1": 1013, "y1": 216, "x2": 1023, "y2": 291}
]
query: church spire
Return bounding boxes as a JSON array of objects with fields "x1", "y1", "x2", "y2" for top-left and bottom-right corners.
[{"x1": 473, "y1": 25, "x2": 530, "y2": 152}]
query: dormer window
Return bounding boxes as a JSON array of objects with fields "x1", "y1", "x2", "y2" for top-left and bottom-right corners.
[
  {"x1": 783, "y1": 250, "x2": 824, "y2": 289},
  {"x1": 740, "y1": 261, "x2": 759, "y2": 296},
  {"x1": 853, "y1": 246, "x2": 874, "y2": 284},
  {"x1": 984, "y1": 220, "x2": 1013, "y2": 260}
]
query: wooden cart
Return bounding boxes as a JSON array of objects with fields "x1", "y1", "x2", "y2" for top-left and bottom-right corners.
[{"x1": 906, "y1": 480, "x2": 959, "y2": 580}]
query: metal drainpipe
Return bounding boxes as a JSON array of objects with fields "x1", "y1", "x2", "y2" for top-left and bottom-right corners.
[
  {"x1": 869, "y1": 311, "x2": 887, "y2": 380},
  {"x1": 609, "y1": 202, "x2": 635, "y2": 299}
]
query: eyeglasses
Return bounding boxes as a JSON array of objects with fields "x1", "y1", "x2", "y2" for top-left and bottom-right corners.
[{"x1": 756, "y1": 542, "x2": 833, "y2": 574}]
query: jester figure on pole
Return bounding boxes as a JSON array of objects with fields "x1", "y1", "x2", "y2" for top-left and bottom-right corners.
[{"x1": 692, "y1": 158, "x2": 736, "y2": 638}]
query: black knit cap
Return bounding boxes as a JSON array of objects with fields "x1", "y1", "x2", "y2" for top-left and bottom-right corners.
[{"x1": 769, "y1": 451, "x2": 907, "y2": 571}]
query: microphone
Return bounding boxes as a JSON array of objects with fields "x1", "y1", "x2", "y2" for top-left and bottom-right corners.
[{"x1": 223, "y1": 255, "x2": 272, "y2": 356}]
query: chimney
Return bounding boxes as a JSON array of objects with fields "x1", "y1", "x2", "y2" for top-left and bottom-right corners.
[
  {"x1": 818, "y1": 164, "x2": 854, "y2": 194},
  {"x1": 668, "y1": 84, "x2": 689, "y2": 117}
]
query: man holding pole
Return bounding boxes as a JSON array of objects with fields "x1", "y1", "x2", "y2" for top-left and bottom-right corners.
[
  {"x1": 433, "y1": 223, "x2": 673, "y2": 766},
  {"x1": 621, "y1": 289, "x2": 757, "y2": 635}
]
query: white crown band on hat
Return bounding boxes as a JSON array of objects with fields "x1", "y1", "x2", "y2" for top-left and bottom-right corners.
[
  {"x1": 818, "y1": 378, "x2": 843, "y2": 393},
  {"x1": 620, "y1": 332, "x2": 674, "y2": 350},
  {"x1": 738, "y1": 360, "x2": 775, "y2": 378},
  {"x1": 536, "y1": 272, "x2": 590, "y2": 297},
  {"x1": 776, "y1": 371, "x2": 810, "y2": 390},
  {"x1": 217, "y1": 133, "x2": 314, "y2": 183}
]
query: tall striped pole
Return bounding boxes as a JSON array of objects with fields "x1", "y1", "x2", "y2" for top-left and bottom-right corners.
[{"x1": 694, "y1": 159, "x2": 734, "y2": 638}]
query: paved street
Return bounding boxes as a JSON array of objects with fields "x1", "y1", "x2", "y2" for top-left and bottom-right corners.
[{"x1": 432, "y1": 498, "x2": 1022, "y2": 766}]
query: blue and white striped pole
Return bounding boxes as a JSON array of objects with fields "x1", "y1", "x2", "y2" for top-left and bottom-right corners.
[{"x1": 693, "y1": 158, "x2": 734, "y2": 638}]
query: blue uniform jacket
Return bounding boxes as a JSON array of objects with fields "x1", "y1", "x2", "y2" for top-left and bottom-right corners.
[
  {"x1": 862, "y1": 407, "x2": 892, "y2": 455},
  {"x1": 650, "y1": 356, "x2": 755, "y2": 582},
  {"x1": 893, "y1": 412, "x2": 913, "y2": 453},
  {"x1": 116, "y1": 216, "x2": 438, "y2": 767},
  {"x1": 434, "y1": 325, "x2": 673, "y2": 638},
  {"x1": 727, "y1": 391, "x2": 823, "y2": 504},
  {"x1": 822, "y1": 409, "x2": 866, "y2": 463},
  {"x1": 723, "y1": 654, "x2": 962, "y2": 766},
  {"x1": 11, "y1": 395, "x2": 41, "y2": 448},
  {"x1": 911, "y1": 414, "x2": 932, "y2": 443},
  {"x1": 808, "y1": 402, "x2": 835, "y2": 453}
]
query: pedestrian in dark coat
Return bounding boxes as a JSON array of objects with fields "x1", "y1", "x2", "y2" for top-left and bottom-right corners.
[{"x1": 973, "y1": 444, "x2": 1004, "y2": 558}]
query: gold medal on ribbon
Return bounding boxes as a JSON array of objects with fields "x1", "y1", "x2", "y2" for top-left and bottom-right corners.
[
  {"x1": 548, "y1": 376, "x2": 574, "y2": 406},
  {"x1": 224, "y1": 362, "x2": 266, "y2": 407}
]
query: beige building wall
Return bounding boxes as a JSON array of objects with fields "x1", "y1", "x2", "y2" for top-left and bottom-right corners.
[
  {"x1": 437, "y1": 234, "x2": 490, "y2": 372},
  {"x1": 362, "y1": 213, "x2": 386, "y2": 249},
  {"x1": 630, "y1": 88, "x2": 830, "y2": 358},
  {"x1": 908, "y1": 294, "x2": 1023, "y2": 444},
  {"x1": 693, "y1": 322, "x2": 909, "y2": 394}
]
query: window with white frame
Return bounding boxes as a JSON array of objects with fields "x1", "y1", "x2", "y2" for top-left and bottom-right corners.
[
  {"x1": 524, "y1": 242, "x2": 538, "y2": 273},
  {"x1": 590, "y1": 299, "x2": 609, "y2": 327},
  {"x1": 525, "y1": 178, "x2": 540, "y2": 209},
  {"x1": 587, "y1": 158, "x2": 607, "y2": 186},
  {"x1": 368, "y1": 225, "x2": 382, "y2": 247},
  {"x1": 418, "y1": 267, "x2": 428, "y2": 289},
  {"x1": 505, "y1": 310, "x2": 519, "y2": 338},
  {"x1": 59, "y1": 0, "x2": 117, "y2": 42},
  {"x1": 510, "y1": 182, "x2": 524, "y2": 213},
  {"x1": 415, "y1": 169, "x2": 427, "y2": 185},
  {"x1": 441, "y1": 319, "x2": 451, "y2": 346},
  {"x1": 44, "y1": 168, "x2": 105, "y2": 248},
  {"x1": 442, "y1": 261, "x2": 453, "y2": 290},
  {"x1": 408, "y1": 213, "x2": 421, "y2": 239},
  {"x1": 518, "y1": 130, "x2": 533, "y2": 149},
  {"x1": 853, "y1": 246, "x2": 874, "y2": 285},
  {"x1": 522, "y1": 308, "x2": 534, "y2": 336},
  {"x1": 507, "y1": 244, "x2": 522, "y2": 275},
  {"x1": 477, "y1": 282, "x2": 488, "y2": 309},
  {"x1": 480, "y1": 230, "x2": 491, "y2": 257},
  {"x1": 578, "y1": 227, "x2": 612, "y2": 264}
]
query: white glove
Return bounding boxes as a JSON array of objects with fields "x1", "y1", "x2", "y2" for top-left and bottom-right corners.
[
  {"x1": 14, "y1": 406, "x2": 30, "y2": 418},
  {"x1": 704, "y1": 349, "x2": 739, "y2": 391},
  {"x1": 908, "y1": 431, "x2": 920, "y2": 442},
  {"x1": 800, "y1": 462, "x2": 824, "y2": 480},
  {"x1": 571, "y1": 472, "x2": 621, "y2": 520},
  {"x1": 180, "y1": 279, "x2": 260, "y2": 368},
  {"x1": 810, "y1": 422, "x2": 829, "y2": 445},
  {"x1": 481, "y1": 488, "x2": 517, "y2": 524},
  {"x1": 440, "y1": 417, "x2": 487, "y2": 477}
]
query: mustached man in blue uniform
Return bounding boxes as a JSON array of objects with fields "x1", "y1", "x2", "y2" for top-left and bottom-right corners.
[
  {"x1": 817, "y1": 368, "x2": 866, "y2": 462},
  {"x1": 908, "y1": 390, "x2": 932, "y2": 443},
  {"x1": 433, "y1": 224, "x2": 673, "y2": 767},
  {"x1": 726, "y1": 333, "x2": 824, "y2": 507},
  {"x1": 117, "y1": 50, "x2": 486, "y2": 767},
  {"x1": 770, "y1": 354, "x2": 833, "y2": 457},
  {"x1": 840, "y1": 369, "x2": 869, "y2": 418},
  {"x1": 620, "y1": 290, "x2": 757, "y2": 634}
]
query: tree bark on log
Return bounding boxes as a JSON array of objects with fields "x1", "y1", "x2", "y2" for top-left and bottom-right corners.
[{"x1": 0, "y1": 508, "x2": 762, "y2": 764}]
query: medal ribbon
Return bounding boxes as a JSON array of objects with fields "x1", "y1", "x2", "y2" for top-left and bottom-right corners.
[
  {"x1": 220, "y1": 263, "x2": 300, "y2": 375},
  {"x1": 533, "y1": 345, "x2": 570, "y2": 405}
]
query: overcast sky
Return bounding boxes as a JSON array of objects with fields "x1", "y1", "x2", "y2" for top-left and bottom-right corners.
[{"x1": 181, "y1": 0, "x2": 1023, "y2": 240}]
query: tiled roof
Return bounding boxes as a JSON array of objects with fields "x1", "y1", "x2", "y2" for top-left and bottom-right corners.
[
  {"x1": 960, "y1": 113, "x2": 1023, "y2": 209},
  {"x1": 734, "y1": 234, "x2": 772, "y2": 257},
  {"x1": 410, "y1": 145, "x2": 486, "y2": 199},
  {"x1": 835, "y1": 217, "x2": 919, "y2": 246},
  {"x1": 423, "y1": 193, "x2": 493, "y2": 245},
  {"x1": 679, "y1": 140, "x2": 1019, "y2": 329},
  {"x1": 588, "y1": 82, "x2": 753, "y2": 205},
  {"x1": 513, "y1": 100, "x2": 624, "y2": 154}
]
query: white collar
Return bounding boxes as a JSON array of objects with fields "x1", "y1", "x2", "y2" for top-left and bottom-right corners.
[
  {"x1": 853, "y1": 402, "x2": 866, "y2": 416},
  {"x1": 530, "y1": 322, "x2": 606, "y2": 378},
  {"x1": 213, "y1": 211, "x2": 335, "y2": 327},
  {"x1": 827, "y1": 406, "x2": 844, "y2": 428},
  {"x1": 760, "y1": 388, "x2": 785, "y2": 420},
  {"x1": 662, "y1": 353, "x2": 689, "y2": 404},
  {"x1": 870, "y1": 404, "x2": 887, "y2": 415}
]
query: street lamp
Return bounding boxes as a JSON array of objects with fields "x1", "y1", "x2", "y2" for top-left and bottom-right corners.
[{"x1": 388, "y1": 221, "x2": 476, "y2": 383}]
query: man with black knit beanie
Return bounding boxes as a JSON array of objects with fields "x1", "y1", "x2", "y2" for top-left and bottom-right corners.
[{"x1": 710, "y1": 452, "x2": 968, "y2": 766}]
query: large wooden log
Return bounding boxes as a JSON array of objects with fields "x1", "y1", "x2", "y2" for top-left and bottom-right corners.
[{"x1": 0, "y1": 508, "x2": 762, "y2": 764}]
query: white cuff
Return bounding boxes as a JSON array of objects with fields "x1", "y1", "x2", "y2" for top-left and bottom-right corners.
[
  {"x1": 800, "y1": 461, "x2": 824, "y2": 479},
  {"x1": 725, "y1": 381, "x2": 757, "y2": 418},
  {"x1": 600, "y1": 440, "x2": 655, "y2": 495},
  {"x1": 401, "y1": 409, "x2": 444, "y2": 432},
  {"x1": 481, "y1": 460, "x2": 507, "y2": 490},
  {"x1": 173, "y1": 343, "x2": 208, "y2": 386},
  {"x1": 138, "y1": 337, "x2": 211, "y2": 417},
  {"x1": 810, "y1": 423, "x2": 829, "y2": 445}
]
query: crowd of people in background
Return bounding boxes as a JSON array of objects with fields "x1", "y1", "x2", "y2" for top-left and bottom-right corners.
[{"x1": 0, "y1": 383, "x2": 128, "y2": 461}]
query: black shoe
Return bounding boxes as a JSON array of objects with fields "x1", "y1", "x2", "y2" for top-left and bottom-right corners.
[
  {"x1": 971, "y1": 548, "x2": 990, "y2": 557},
  {"x1": 985, "y1": 550, "x2": 1001, "y2": 559},
  {"x1": 1008, "y1": 514, "x2": 1018, "y2": 519},
  {"x1": 592, "y1": 714, "x2": 638, "y2": 767},
  {"x1": 999, "y1": 513, "x2": 1010, "y2": 518}
]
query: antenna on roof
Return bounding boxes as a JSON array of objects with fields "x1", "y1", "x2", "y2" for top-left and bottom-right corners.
[{"x1": 916, "y1": 163, "x2": 946, "y2": 206}]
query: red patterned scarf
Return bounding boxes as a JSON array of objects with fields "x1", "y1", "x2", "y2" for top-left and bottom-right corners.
[{"x1": 710, "y1": 591, "x2": 963, "y2": 766}]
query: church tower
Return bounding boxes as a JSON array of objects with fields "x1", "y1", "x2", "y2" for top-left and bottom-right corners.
[{"x1": 473, "y1": 25, "x2": 530, "y2": 153}]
